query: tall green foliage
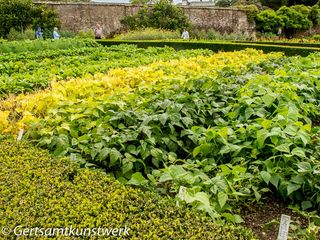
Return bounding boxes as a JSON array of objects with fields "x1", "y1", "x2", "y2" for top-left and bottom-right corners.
[
  {"x1": 256, "y1": 9, "x2": 285, "y2": 33},
  {"x1": 278, "y1": 5, "x2": 313, "y2": 36},
  {"x1": 0, "y1": 0, "x2": 34, "y2": 38},
  {"x1": 256, "y1": 4, "x2": 314, "y2": 37},
  {"x1": 121, "y1": 0, "x2": 191, "y2": 31},
  {"x1": 0, "y1": 0, "x2": 60, "y2": 39}
]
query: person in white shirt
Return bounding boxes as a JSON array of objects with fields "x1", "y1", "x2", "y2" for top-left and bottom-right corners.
[
  {"x1": 53, "y1": 27, "x2": 60, "y2": 39},
  {"x1": 181, "y1": 29, "x2": 189, "y2": 40}
]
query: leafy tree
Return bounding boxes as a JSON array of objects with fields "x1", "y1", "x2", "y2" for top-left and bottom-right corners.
[
  {"x1": 0, "y1": 0, "x2": 34, "y2": 38},
  {"x1": 255, "y1": 9, "x2": 285, "y2": 33},
  {"x1": 277, "y1": 5, "x2": 312, "y2": 37},
  {"x1": 0, "y1": 0, "x2": 60, "y2": 39},
  {"x1": 308, "y1": 3, "x2": 320, "y2": 24},
  {"x1": 121, "y1": 0, "x2": 191, "y2": 31}
]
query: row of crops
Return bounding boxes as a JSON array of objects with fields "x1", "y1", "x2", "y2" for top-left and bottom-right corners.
[
  {"x1": 0, "y1": 40, "x2": 211, "y2": 96},
  {"x1": 1, "y1": 39, "x2": 320, "y2": 238}
]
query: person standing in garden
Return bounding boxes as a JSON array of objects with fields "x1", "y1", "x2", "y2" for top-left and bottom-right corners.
[
  {"x1": 94, "y1": 24, "x2": 103, "y2": 39},
  {"x1": 53, "y1": 27, "x2": 60, "y2": 39},
  {"x1": 181, "y1": 29, "x2": 189, "y2": 40},
  {"x1": 35, "y1": 27, "x2": 43, "y2": 39}
]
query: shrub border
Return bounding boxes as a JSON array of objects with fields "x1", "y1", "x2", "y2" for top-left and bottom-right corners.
[
  {"x1": 233, "y1": 40, "x2": 320, "y2": 48},
  {"x1": 97, "y1": 40, "x2": 320, "y2": 56}
]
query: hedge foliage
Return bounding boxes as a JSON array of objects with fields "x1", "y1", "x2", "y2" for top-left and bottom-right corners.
[
  {"x1": 97, "y1": 39, "x2": 320, "y2": 56},
  {"x1": 0, "y1": 139, "x2": 255, "y2": 239}
]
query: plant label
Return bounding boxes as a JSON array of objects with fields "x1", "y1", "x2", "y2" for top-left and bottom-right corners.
[
  {"x1": 17, "y1": 129, "x2": 24, "y2": 141},
  {"x1": 277, "y1": 214, "x2": 291, "y2": 240},
  {"x1": 176, "y1": 186, "x2": 186, "y2": 206},
  {"x1": 70, "y1": 153, "x2": 76, "y2": 161}
]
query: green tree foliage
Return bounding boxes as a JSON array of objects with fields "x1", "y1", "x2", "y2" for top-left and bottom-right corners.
[
  {"x1": 309, "y1": 3, "x2": 320, "y2": 24},
  {"x1": 255, "y1": 9, "x2": 285, "y2": 33},
  {"x1": 0, "y1": 0, "x2": 60, "y2": 39},
  {"x1": 278, "y1": 5, "x2": 313, "y2": 36},
  {"x1": 121, "y1": 0, "x2": 191, "y2": 31},
  {"x1": 0, "y1": 0, "x2": 34, "y2": 38},
  {"x1": 256, "y1": 5, "x2": 314, "y2": 37}
]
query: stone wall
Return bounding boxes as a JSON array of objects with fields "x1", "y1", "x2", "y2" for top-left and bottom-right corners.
[{"x1": 38, "y1": 2, "x2": 254, "y2": 36}]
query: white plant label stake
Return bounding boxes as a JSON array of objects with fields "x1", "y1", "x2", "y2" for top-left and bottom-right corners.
[
  {"x1": 277, "y1": 214, "x2": 291, "y2": 240},
  {"x1": 70, "y1": 153, "x2": 76, "y2": 161},
  {"x1": 176, "y1": 186, "x2": 186, "y2": 206},
  {"x1": 17, "y1": 129, "x2": 24, "y2": 141}
]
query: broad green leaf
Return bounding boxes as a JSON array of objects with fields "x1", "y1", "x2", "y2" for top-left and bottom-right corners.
[
  {"x1": 158, "y1": 113, "x2": 168, "y2": 125},
  {"x1": 296, "y1": 162, "x2": 312, "y2": 173},
  {"x1": 301, "y1": 201, "x2": 313, "y2": 210},
  {"x1": 262, "y1": 93, "x2": 276, "y2": 107},
  {"x1": 256, "y1": 129, "x2": 269, "y2": 149},
  {"x1": 261, "y1": 119, "x2": 272, "y2": 129},
  {"x1": 38, "y1": 138, "x2": 52, "y2": 146},
  {"x1": 291, "y1": 147, "x2": 306, "y2": 158},
  {"x1": 159, "y1": 172, "x2": 173, "y2": 182},
  {"x1": 122, "y1": 160, "x2": 133, "y2": 174},
  {"x1": 127, "y1": 172, "x2": 148, "y2": 186},
  {"x1": 291, "y1": 175, "x2": 304, "y2": 185},
  {"x1": 270, "y1": 173, "x2": 280, "y2": 189},
  {"x1": 194, "y1": 192, "x2": 211, "y2": 206},
  {"x1": 287, "y1": 183, "x2": 300, "y2": 196},
  {"x1": 219, "y1": 144, "x2": 241, "y2": 155},
  {"x1": 193, "y1": 146, "x2": 201, "y2": 157},
  {"x1": 234, "y1": 214, "x2": 244, "y2": 223},
  {"x1": 218, "y1": 127, "x2": 229, "y2": 140},
  {"x1": 245, "y1": 107, "x2": 254, "y2": 120},
  {"x1": 222, "y1": 213, "x2": 236, "y2": 223},
  {"x1": 220, "y1": 165, "x2": 231, "y2": 176},
  {"x1": 70, "y1": 114, "x2": 85, "y2": 121},
  {"x1": 284, "y1": 125, "x2": 298, "y2": 136},
  {"x1": 110, "y1": 148, "x2": 122, "y2": 167},
  {"x1": 217, "y1": 192, "x2": 228, "y2": 208},
  {"x1": 275, "y1": 143, "x2": 291, "y2": 153},
  {"x1": 261, "y1": 171, "x2": 271, "y2": 184},
  {"x1": 97, "y1": 147, "x2": 110, "y2": 161},
  {"x1": 181, "y1": 117, "x2": 193, "y2": 127},
  {"x1": 252, "y1": 187, "x2": 261, "y2": 201},
  {"x1": 200, "y1": 143, "x2": 212, "y2": 156}
]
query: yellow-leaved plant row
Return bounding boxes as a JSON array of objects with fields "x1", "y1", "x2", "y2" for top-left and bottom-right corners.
[{"x1": 0, "y1": 49, "x2": 282, "y2": 134}]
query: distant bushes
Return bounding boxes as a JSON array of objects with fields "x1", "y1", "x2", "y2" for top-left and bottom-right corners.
[
  {"x1": 114, "y1": 28, "x2": 180, "y2": 40},
  {"x1": 256, "y1": 4, "x2": 320, "y2": 37},
  {"x1": 0, "y1": 0, "x2": 60, "y2": 39},
  {"x1": 121, "y1": 0, "x2": 191, "y2": 31},
  {"x1": 191, "y1": 29, "x2": 253, "y2": 41}
]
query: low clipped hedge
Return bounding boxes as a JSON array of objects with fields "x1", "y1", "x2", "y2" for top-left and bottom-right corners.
[
  {"x1": 0, "y1": 139, "x2": 256, "y2": 239},
  {"x1": 98, "y1": 40, "x2": 320, "y2": 56},
  {"x1": 233, "y1": 40, "x2": 320, "y2": 48}
]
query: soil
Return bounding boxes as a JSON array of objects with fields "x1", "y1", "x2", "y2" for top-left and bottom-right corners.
[{"x1": 240, "y1": 195, "x2": 311, "y2": 240}]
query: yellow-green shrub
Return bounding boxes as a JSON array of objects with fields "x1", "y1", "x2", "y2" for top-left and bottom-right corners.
[{"x1": 0, "y1": 139, "x2": 256, "y2": 239}]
